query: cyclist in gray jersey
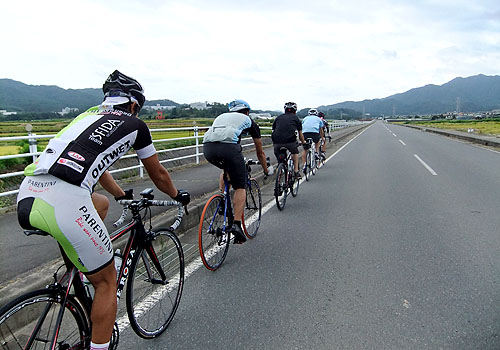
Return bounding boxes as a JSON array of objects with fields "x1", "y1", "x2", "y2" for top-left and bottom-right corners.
[
  {"x1": 203, "y1": 100, "x2": 271, "y2": 243},
  {"x1": 16, "y1": 70, "x2": 190, "y2": 350}
]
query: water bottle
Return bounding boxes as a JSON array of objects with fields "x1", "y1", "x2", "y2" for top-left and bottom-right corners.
[
  {"x1": 80, "y1": 272, "x2": 95, "y2": 299},
  {"x1": 114, "y1": 249, "x2": 122, "y2": 281}
]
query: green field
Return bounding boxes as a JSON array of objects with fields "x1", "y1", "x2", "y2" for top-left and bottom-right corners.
[{"x1": 397, "y1": 119, "x2": 500, "y2": 136}]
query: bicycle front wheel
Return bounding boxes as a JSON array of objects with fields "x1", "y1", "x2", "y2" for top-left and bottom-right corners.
[
  {"x1": 198, "y1": 194, "x2": 230, "y2": 271},
  {"x1": 243, "y1": 178, "x2": 262, "y2": 238},
  {"x1": 0, "y1": 289, "x2": 90, "y2": 350},
  {"x1": 126, "y1": 229, "x2": 184, "y2": 338},
  {"x1": 274, "y1": 163, "x2": 287, "y2": 210}
]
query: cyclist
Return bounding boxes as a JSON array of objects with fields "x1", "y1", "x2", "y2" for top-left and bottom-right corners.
[
  {"x1": 318, "y1": 111, "x2": 329, "y2": 156},
  {"x1": 301, "y1": 108, "x2": 324, "y2": 173},
  {"x1": 271, "y1": 101, "x2": 306, "y2": 178},
  {"x1": 203, "y1": 99, "x2": 271, "y2": 244},
  {"x1": 16, "y1": 70, "x2": 190, "y2": 350}
]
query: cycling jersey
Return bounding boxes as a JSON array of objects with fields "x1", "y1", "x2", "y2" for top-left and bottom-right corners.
[
  {"x1": 271, "y1": 112, "x2": 302, "y2": 144},
  {"x1": 302, "y1": 115, "x2": 324, "y2": 134},
  {"x1": 17, "y1": 104, "x2": 157, "y2": 273},
  {"x1": 24, "y1": 105, "x2": 156, "y2": 192},
  {"x1": 202, "y1": 112, "x2": 260, "y2": 144}
]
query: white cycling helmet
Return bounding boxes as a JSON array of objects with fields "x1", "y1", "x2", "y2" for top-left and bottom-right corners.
[
  {"x1": 228, "y1": 99, "x2": 251, "y2": 112},
  {"x1": 308, "y1": 108, "x2": 319, "y2": 116}
]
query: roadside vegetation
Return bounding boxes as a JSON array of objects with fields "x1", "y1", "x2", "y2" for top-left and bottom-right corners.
[{"x1": 396, "y1": 118, "x2": 500, "y2": 136}]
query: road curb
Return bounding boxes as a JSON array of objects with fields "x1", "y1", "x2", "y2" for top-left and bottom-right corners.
[{"x1": 0, "y1": 123, "x2": 370, "y2": 307}]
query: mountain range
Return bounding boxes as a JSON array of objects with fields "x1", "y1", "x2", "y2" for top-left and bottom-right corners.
[
  {"x1": 320, "y1": 74, "x2": 500, "y2": 116},
  {"x1": 1, "y1": 74, "x2": 499, "y2": 116}
]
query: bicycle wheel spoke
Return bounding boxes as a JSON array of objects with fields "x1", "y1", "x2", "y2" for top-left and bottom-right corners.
[
  {"x1": 126, "y1": 230, "x2": 184, "y2": 338},
  {"x1": 199, "y1": 195, "x2": 230, "y2": 270},
  {"x1": 243, "y1": 179, "x2": 261, "y2": 238},
  {"x1": 0, "y1": 290, "x2": 89, "y2": 350}
]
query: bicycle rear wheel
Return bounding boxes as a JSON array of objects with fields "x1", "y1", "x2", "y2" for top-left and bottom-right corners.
[
  {"x1": 290, "y1": 169, "x2": 299, "y2": 197},
  {"x1": 0, "y1": 289, "x2": 90, "y2": 350},
  {"x1": 274, "y1": 163, "x2": 287, "y2": 210},
  {"x1": 305, "y1": 152, "x2": 311, "y2": 181},
  {"x1": 311, "y1": 151, "x2": 317, "y2": 175},
  {"x1": 198, "y1": 194, "x2": 230, "y2": 271},
  {"x1": 243, "y1": 178, "x2": 262, "y2": 238},
  {"x1": 126, "y1": 229, "x2": 184, "y2": 338}
]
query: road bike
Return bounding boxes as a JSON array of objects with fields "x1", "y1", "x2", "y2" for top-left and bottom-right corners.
[
  {"x1": 198, "y1": 158, "x2": 263, "y2": 271},
  {"x1": 303, "y1": 138, "x2": 318, "y2": 181},
  {"x1": 317, "y1": 137, "x2": 327, "y2": 168},
  {"x1": 274, "y1": 147, "x2": 299, "y2": 210},
  {"x1": 0, "y1": 188, "x2": 186, "y2": 349}
]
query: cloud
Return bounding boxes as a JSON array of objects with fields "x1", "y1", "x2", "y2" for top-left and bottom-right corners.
[{"x1": 1, "y1": 0, "x2": 499, "y2": 110}]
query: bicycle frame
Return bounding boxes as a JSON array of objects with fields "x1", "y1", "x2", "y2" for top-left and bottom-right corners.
[{"x1": 21, "y1": 191, "x2": 184, "y2": 349}]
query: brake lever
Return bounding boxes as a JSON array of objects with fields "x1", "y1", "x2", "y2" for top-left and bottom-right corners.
[{"x1": 184, "y1": 205, "x2": 189, "y2": 215}]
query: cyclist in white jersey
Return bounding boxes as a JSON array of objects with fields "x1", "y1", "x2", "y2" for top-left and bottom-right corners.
[{"x1": 17, "y1": 70, "x2": 190, "y2": 350}]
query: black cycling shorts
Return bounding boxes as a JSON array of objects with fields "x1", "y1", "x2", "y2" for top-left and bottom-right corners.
[
  {"x1": 273, "y1": 142, "x2": 299, "y2": 163},
  {"x1": 303, "y1": 132, "x2": 320, "y2": 150},
  {"x1": 203, "y1": 142, "x2": 247, "y2": 189}
]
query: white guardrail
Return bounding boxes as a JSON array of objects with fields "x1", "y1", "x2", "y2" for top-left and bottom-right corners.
[{"x1": 0, "y1": 120, "x2": 356, "y2": 197}]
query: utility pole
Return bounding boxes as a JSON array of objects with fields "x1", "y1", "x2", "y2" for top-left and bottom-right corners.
[{"x1": 456, "y1": 97, "x2": 461, "y2": 114}]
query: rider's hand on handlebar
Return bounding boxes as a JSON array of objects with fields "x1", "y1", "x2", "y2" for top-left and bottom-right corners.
[
  {"x1": 264, "y1": 165, "x2": 274, "y2": 177},
  {"x1": 114, "y1": 189, "x2": 133, "y2": 201},
  {"x1": 173, "y1": 189, "x2": 191, "y2": 206}
]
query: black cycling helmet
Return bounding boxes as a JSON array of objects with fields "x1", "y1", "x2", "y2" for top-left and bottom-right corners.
[
  {"x1": 102, "y1": 70, "x2": 145, "y2": 109},
  {"x1": 284, "y1": 102, "x2": 297, "y2": 112},
  {"x1": 318, "y1": 111, "x2": 325, "y2": 118}
]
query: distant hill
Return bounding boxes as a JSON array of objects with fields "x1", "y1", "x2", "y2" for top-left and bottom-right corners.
[
  {"x1": 0, "y1": 79, "x2": 179, "y2": 113},
  {"x1": 320, "y1": 74, "x2": 500, "y2": 116}
]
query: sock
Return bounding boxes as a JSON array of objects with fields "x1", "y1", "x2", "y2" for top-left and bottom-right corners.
[
  {"x1": 90, "y1": 341, "x2": 110, "y2": 350},
  {"x1": 234, "y1": 220, "x2": 241, "y2": 228}
]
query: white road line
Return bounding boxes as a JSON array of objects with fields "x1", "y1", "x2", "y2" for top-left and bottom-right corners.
[
  {"x1": 116, "y1": 124, "x2": 371, "y2": 333},
  {"x1": 414, "y1": 154, "x2": 438, "y2": 176},
  {"x1": 399, "y1": 140, "x2": 406, "y2": 146},
  {"x1": 392, "y1": 133, "x2": 397, "y2": 137}
]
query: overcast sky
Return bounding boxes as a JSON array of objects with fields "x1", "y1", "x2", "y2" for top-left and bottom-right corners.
[{"x1": 1, "y1": 0, "x2": 499, "y2": 111}]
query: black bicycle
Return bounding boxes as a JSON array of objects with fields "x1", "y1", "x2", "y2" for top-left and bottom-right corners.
[
  {"x1": 274, "y1": 147, "x2": 299, "y2": 210},
  {"x1": 0, "y1": 188, "x2": 185, "y2": 349},
  {"x1": 198, "y1": 158, "x2": 263, "y2": 271}
]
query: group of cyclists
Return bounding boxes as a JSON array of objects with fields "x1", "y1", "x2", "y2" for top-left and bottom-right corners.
[{"x1": 14, "y1": 70, "x2": 330, "y2": 350}]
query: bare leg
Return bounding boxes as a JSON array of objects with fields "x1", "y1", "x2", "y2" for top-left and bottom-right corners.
[
  {"x1": 91, "y1": 193, "x2": 109, "y2": 220},
  {"x1": 86, "y1": 263, "x2": 117, "y2": 344},
  {"x1": 292, "y1": 153, "x2": 299, "y2": 172},
  {"x1": 233, "y1": 188, "x2": 246, "y2": 220}
]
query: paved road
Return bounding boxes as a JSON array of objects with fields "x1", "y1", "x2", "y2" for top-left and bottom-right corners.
[{"x1": 115, "y1": 121, "x2": 500, "y2": 349}]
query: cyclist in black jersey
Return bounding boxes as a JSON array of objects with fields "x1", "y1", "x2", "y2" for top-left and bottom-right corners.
[
  {"x1": 272, "y1": 102, "x2": 306, "y2": 178},
  {"x1": 16, "y1": 70, "x2": 190, "y2": 350}
]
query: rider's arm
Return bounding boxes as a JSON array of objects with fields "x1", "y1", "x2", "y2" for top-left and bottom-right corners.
[
  {"x1": 253, "y1": 137, "x2": 269, "y2": 174},
  {"x1": 98, "y1": 170, "x2": 125, "y2": 198},
  {"x1": 298, "y1": 130, "x2": 306, "y2": 144},
  {"x1": 141, "y1": 154, "x2": 178, "y2": 198}
]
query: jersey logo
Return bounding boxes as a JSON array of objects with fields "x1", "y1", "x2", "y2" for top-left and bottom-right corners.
[
  {"x1": 89, "y1": 119, "x2": 124, "y2": 145},
  {"x1": 57, "y1": 158, "x2": 84, "y2": 173},
  {"x1": 68, "y1": 151, "x2": 85, "y2": 162}
]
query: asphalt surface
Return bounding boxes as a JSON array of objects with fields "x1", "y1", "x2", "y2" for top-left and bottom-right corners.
[
  {"x1": 116, "y1": 121, "x2": 500, "y2": 349},
  {"x1": 0, "y1": 125, "x2": 366, "y2": 300}
]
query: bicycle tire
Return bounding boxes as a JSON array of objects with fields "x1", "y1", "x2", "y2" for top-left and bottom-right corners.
[
  {"x1": 305, "y1": 152, "x2": 311, "y2": 181},
  {"x1": 0, "y1": 288, "x2": 90, "y2": 350},
  {"x1": 198, "y1": 194, "x2": 230, "y2": 271},
  {"x1": 243, "y1": 178, "x2": 262, "y2": 238},
  {"x1": 290, "y1": 169, "x2": 299, "y2": 197},
  {"x1": 274, "y1": 163, "x2": 287, "y2": 210},
  {"x1": 311, "y1": 150, "x2": 317, "y2": 175},
  {"x1": 126, "y1": 229, "x2": 184, "y2": 338}
]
